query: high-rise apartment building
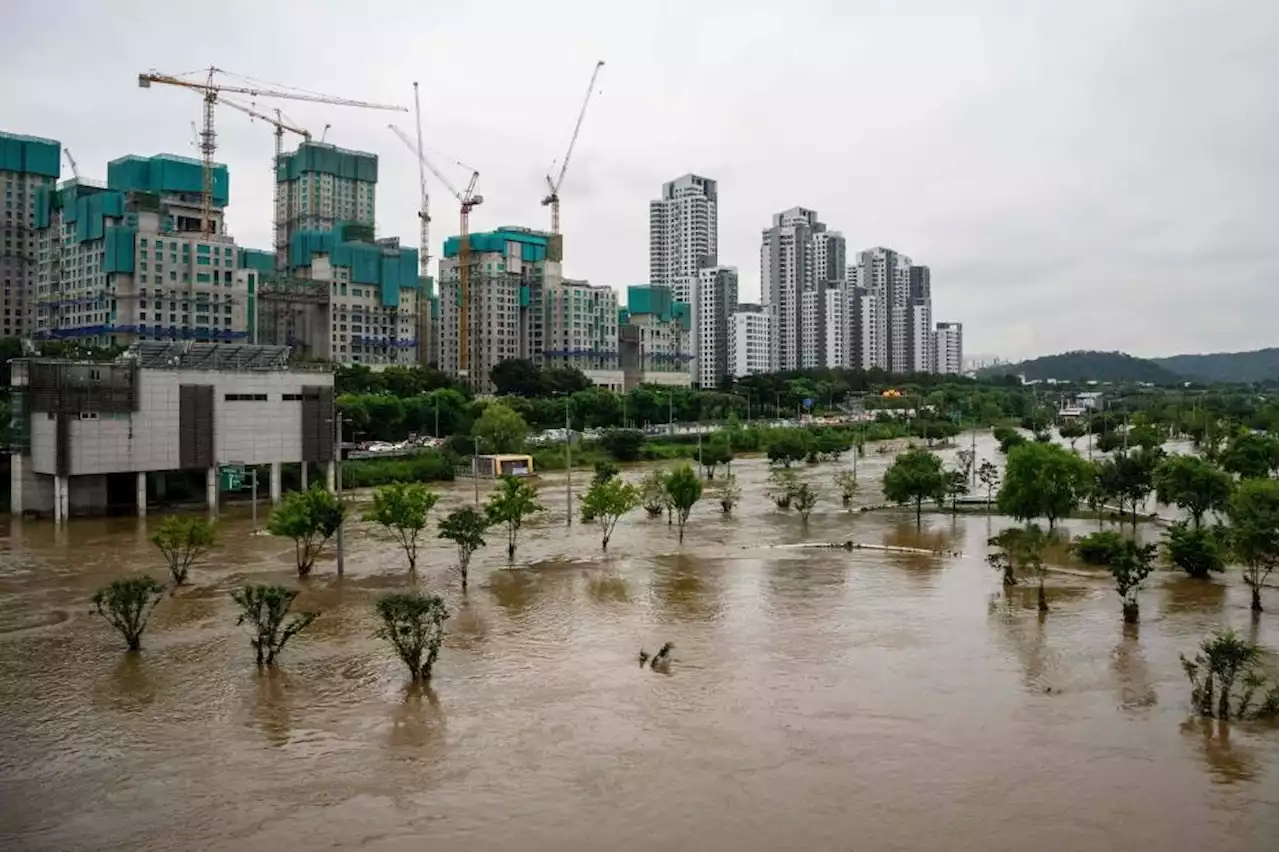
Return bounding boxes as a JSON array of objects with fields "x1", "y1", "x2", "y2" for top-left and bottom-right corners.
[
  {"x1": 33, "y1": 154, "x2": 253, "y2": 348},
  {"x1": 619, "y1": 284, "x2": 692, "y2": 390},
  {"x1": 847, "y1": 247, "x2": 933, "y2": 373},
  {"x1": 649, "y1": 174, "x2": 717, "y2": 290},
  {"x1": 933, "y1": 322, "x2": 963, "y2": 374},
  {"x1": 438, "y1": 227, "x2": 548, "y2": 390},
  {"x1": 2, "y1": 133, "x2": 60, "y2": 339},
  {"x1": 729, "y1": 303, "x2": 771, "y2": 378},
  {"x1": 542, "y1": 276, "x2": 622, "y2": 390},
  {"x1": 761, "y1": 207, "x2": 845, "y2": 371},
  {"x1": 276, "y1": 142, "x2": 377, "y2": 269},
  {"x1": 688, "y1": 265, "x2": 737, "y2": 388}
]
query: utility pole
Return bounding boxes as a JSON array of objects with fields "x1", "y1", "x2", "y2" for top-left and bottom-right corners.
[
  {"x1": 970, "y1": 425, "x2": 977, "y2": 487},
  {"x1": 434, "y1": 393, "x2": 439, "y2": 439},
  {"x1": 251, "y1": 467, "x2": 258, "y2": 532},
  {"x1": 565, "y1": 397, "x2": 572, "y2": 527},
  {"x1": 335, "y1": 414, "x2": 345, "y2": 577},
  {"x1": 473, "y1": 436, "x2": 480, "y2": 505}
]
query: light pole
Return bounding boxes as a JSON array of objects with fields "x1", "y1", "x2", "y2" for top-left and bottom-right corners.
[
  {"x1": 564, "y1": 395, "x2": 572, "y2": 527},
  {"x1": 433, "y1": 392, "x2": 440, "y2": 439},
  {"x1": 335, "y1": 413, "x2": 345, "y2": 577},
  {"x1": 473, "y1": 435, "x2": 480, "y2": 505}
]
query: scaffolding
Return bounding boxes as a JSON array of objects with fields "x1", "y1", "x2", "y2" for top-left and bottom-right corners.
[{"x1": 254, "y1": 276, "x2": 331, "y2": 359}]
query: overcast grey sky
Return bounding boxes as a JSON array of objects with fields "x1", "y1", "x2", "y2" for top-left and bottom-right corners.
[{"x1": 3, "y1": 0, "x2": 1276, "y2": 360}]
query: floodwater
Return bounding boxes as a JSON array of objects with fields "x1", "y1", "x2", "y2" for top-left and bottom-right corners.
[{"x1": 0, "y1": 437, "x2": 1275, "y2": 852}]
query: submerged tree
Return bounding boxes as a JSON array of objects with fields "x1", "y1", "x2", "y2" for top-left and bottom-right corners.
[
  {"x1": 1058, "y1": 419, "x2": 1087, "y2": 452},
  {"x1": 1180, "y1": 630, "x2": 1279, "y2": 720},
  {"x1": 792, "y1": 481, "x2": 819, "y2": 525},
  {"x1": 266, "y1": 486, "x2": 344, "y2": 577},
  {"x1": 1227, "y1": 478, "x2": 1279, "y2": 614},
  {"x1": 1219, "y1": 431, "x2": 1279, "y2": 480},
  {"x1": 438, "y1": 506, "x2": 489, "y2": 592},
  {"x1": 663, "y1": 464, "x2": 702, "y2": 543},
  {"x1": 833, "y1": 468, "x2": 858, "y2": 508},
  {"x1": 769, "y1": 468, "x2": 799, "y2": 510},
  {"x1": 719, "y1": 475, "x2": 742, "y2": 515},
  {"x1": 945, "y1": 469, "x2": 969, "y2": 514},
  {"x1": 977, "y1": 460, "x2": 1000, "y2": 512},
  {"x1": 1072, "y1": 530, "x2": 1126, "y2": 566},
  {"x1": 374, "y1": 592, "x2": 450, "y2": 681},
  {"x1": 92, "y1": 576, "x2": 166, "y2": 651},
  {"x1": 150, "y1": 515, "x2": 216, "y2": 587},
  {"x1": 1109, "y1": 540, "x2": 1157, "y2": 624},
  {"x1": 1153, "y1": 454, "x2": 1233, "y2": 529},
  {"x1": 485, "y1": 475, "x2": 543, "y2": 563},
  {"x1": 699, "y1": 440, "x2": 733, "y2": 480},
  {"x1": 640, "y1": 470, "x2": 668, "y2": 518},
  {"x1": 766, "y1": 429, "x2": 809, "y2": 468},
  {"x1": 882, "y1": 447, "x2": 947, "y2": 527},
  {"x1": 364, "y1": 482, "x2": 439, "y2": 573},
  {"x1": 986, "y1": 525, "x2": 1050, "y2": 611},
  {"x1": 230, "y1": 584, "x2": 318, "y2": 668},
  {"x1": 580, "y1": 475, "x2": 641, "y2": 551},
  {"x1": 997, "y1": 441, "x2": 1092, "y2": 530},
  {"x1": 1163, "y1": 521, "x2": 1227, "y2": 580}
]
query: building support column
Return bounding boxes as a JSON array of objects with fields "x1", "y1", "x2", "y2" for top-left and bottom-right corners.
[
  {"x1": 206, "y1": 466, "x2": 218, "y2": 515},
  {"x1": 300, "y1": 461, "x2": 309, "y2": 491},
  {"x1": 136, "y1": 471, "x2": 147, "y2": 518},
  {"x1": 325, "y1": 460, "x2": 336, "y2": 493},
  {"x1": 270, "y1": 461, "x2": 282, "y2": 504},
  {"x1": 54, "y1": 475, "x2": 69, "y2": 524},
  {"x1": 9, "y1": 454, "x2": 23, "y2": 516}
]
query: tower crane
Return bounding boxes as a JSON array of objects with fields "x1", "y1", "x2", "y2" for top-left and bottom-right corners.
[
  {"x1": 63, "y1": 148, "x2": 80, "y2": 180},
  {"x1": 219, "y1": 97, "x2": 311, "y2": 268},
  {"x1": 388, "y1": 124, "x2": 483, "y2": 380},
  {"x1": 541, "y1": 60, "x2": 604, "y2": 263},
  {"x1": 137, "y1": 66, "x2": 407, "y2": 239}
]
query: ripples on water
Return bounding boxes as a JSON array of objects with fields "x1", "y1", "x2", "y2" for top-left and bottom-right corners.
[{"x1": 0, "y1": 446, "x2": 1275, "y2": 852}]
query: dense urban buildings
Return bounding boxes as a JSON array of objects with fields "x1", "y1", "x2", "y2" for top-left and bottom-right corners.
[
  {"x1": 761, "y1": 206, "x2": 846, "y2": 372},
  {"x1": 933, "y1": 321, "x2": 963, "y2": 374},
  {"x1": 1, "y1": 133, "x2": 59, "y2": 340}
]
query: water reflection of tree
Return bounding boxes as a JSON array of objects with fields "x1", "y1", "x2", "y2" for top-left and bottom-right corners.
[
  {"x1": 763, "y1": 551, "x2": 846, "y2": 613},
  {"x1": 1180, "y1": 717, "x2": 1259, "y2": 784},
  {"x1": 986, "y1": 586, "x2": 1087, "y2": 692},
  {"x1": 250, "y1": 670, "x2": 291, "y2": 747},
  {"x1": 486, "y1": 568, "x2": 543, "y2": 617},
  {"x1": 649, "y1": 554, "x2": 724, "y2": 623},
  {"x1": 387, "y1": 682, "x2": 446, "y2": 751},
  {"x1": 97, "y1": 653, "x2": 158, "y2": 711},
  {"x1": 1110, "y1": 624, "x2": 1157, "y2": 710},
  {"x1": 1162, "y1": 576, "x2": 1227, "y2": 616}
]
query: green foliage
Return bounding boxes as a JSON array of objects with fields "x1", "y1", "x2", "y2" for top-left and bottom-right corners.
[
  {"x1": 812, "y1": 428, "x2": 852, "y2": 460},
  {"x1": 997, "y1": 442, "x2": 1093, "y2": 528},
  {"x1": 766, "y1": 429, "x2": 809, "y2": 467},
  {"x1": 1181, "y1": 630, "x2": 1279, "y2": 720},
  {"x1": 1109, "y1": 540, "x2": 1157, "y2": 623},
  {"x1": 1152, "y1": 348, "x2": 1279, "y2": 384},
  {"x1": 1163, "y1": 521, "x2": 1227, "y2": 580},
  {"x1": 833, "y1": 468, "x2": 858, "y2": 507},
  {"x1": 592, "y1": 461, "x2": 620, "y2": 485},
  {"x1": 698, "y1": 439, "x2": 733, "y2": 479},
  {"x1": 987, "y1": 525, "x2": 1050, "y2": 610},
  {"x1": 580, "y1": 476, "x2": 641, "y2": 551},
  {"x1": 663, "y1": 464, "x2": 702, "y2": 543},
  {"x1": 472, "y1": 402, "x2": 529, "y2": 454},
  {"x1": 91, "y1": 576, "x2": 166, "y2": 651},
  {"x1": 1127, "y1": 423, "x2": 1164, "y2": 451},
  {"x1": 791, "y1": 481, "x2": 819, "y2": 523},
  {"x1": 1057, "y1": 419, "x2": 1087, "y2": 449},
  {"x1": 977, "y1": 460, "x2": 1000, "y2": 509},
  {"x1": 980, "y1": 350, "x2": 1185, "y2": 385},
  {"x1": 485, "y1": 475, "x2": 543, "y2": 562},
  {"x1": 364, "y1": 482, "x2": 440, "y2": 572},
  {"x1": 1094, "y1": 431, "x2": 1125, "y2": 454},
  {"x1": 769, "y1": 468, "x2": 799, "y2": 509},
  {"x1": 1220, "y1": 431, "x2": 1279, "y2": 479},
  {"x1": 231, "y1": 585, "x2": 317, "y2": 667},
  {"x1": 600, "y1": 429, "x2": 645, "y2": 461},
  {"x1": 266, "y1": 487, "x2": 345, "y2": 577},
  {"x1": 374, "y1": 592, "x2": 450, "y2": 681},
  {"x1": 438, "y1": 506, "x2": 489, "y2": 592},
  {"x1": 1096, "y1": 449, "x2": 1162, "y2": 528},
  {"x1": 1227, "y1": 478, "x2": 1279, "y2": 612},
  {"x1": 992, "y1": 426, "x2": 1027, "y2": 455},
  {"x1": 150, "y1": 515, "x2": 216, "y2": 586},
  {"x1": 1072, "y1": 530, "x2": 1127, "y2": 566},
  {"x1": 342, "y1": 450, "x2": 455, "y2": 489},
  {"x1": 338, "y1": 388, "x2": 470, "y2": 443},
  {"x1": 882, "y1": 448, "x2": 948, "y2": 526},
  {"x1": 719, "y1": 475, "x2": 742, "y2": 514},
  {"x1": 490, "y1": 359, "x2": 592, "y2": 397},
  {"x1": 640, "y1": 470, "x2": 669, "y2": 517},
  {"x1": 1152, "y1": 454, "x2": 1233, "y2": 528},
  {"x1": 944, "y1": 469, "x2": 969, "y2": 513}
]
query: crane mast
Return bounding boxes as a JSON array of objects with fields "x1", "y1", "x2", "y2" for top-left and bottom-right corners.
[
  {"x1": 388, "y1": 124, "x2": 482, "y2": 382},
  {"x1": 541, "y1": 60, "x2": 604, "y2": 262},
  {"x1": 138, "y1": 66, "x2": 407, "y2": 240},
  {"x1": 63, "y1": 148, "x2": 80, "y2": 180}
]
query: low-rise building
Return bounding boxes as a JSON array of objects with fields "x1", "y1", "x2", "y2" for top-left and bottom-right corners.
[{"x1": 8, "y1": 341, "x2": 334, "y2": 522}]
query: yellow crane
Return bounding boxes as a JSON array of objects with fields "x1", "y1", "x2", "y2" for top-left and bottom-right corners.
[
  {"x1": 387, "y1": 124, "x2": 483, "y2": 380},
  {"x1": 137, "y1": 66, "x2": 407, "y2": 239},
  {"x1": 541, "y1": 60, "x2": 605, "y2": 262},
  {"x1": 218, "y1": 98, "x2": 310, "y2": 267}
]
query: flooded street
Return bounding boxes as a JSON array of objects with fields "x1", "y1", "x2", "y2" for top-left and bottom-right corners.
[{"x1": 0, "y1": 440, "x2": 1275, "y2": 852}]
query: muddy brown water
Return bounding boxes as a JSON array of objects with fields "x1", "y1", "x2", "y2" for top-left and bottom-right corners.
[{"x1": 0, "y1": 438, "x2": 1275, "y2": 852}]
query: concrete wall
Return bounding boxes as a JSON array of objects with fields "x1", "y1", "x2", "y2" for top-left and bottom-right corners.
[{"x1": 27, "y1": 368, "x2": 333, "y2": 475}]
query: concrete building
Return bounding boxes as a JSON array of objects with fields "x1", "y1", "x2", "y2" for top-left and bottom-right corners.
[
  {"x1": 761, "y1": 207, "x2": 844, "y2": 372},
  {"x1": 847, "y1": 247, "x2": 933, "y2": 373},
  {"x1": 729, "y1": 303, "x2": 771, "y2": 378},
  {"x1": 8, "y1": 342, "x2": 334, "y2": 522},
  {"x1": 933, "y1": 321, "x2": 963, "y2": 374},
  {"x1": 276, "y1": 142, "x2": 376, "y2": 269},
  {"x1": 2, "y1": 132, "x2": 60, "y2": 339},
  {"x1": 619, "y1": 285, "x2": 692, "y2": 390},
  {"x1": 438, "y1": 227, "x2": 549, "y2": 391},
  {"x1": 688, "y1": 265, "x2": 737, "y2": 389},
  {"x1": 542, "y1": 276, "x2": 622, "y2": 391},
  {"x1": 32, "y1": 154, "x2": 253, "y2": 349},
  {"x1": 649, "y1": 174, "x2": 717, "y2": 291}
]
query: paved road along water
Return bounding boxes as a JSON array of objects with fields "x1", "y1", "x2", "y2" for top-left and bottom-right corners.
[{"x1": 0, "y1": 442, "x2": 1275, "y2": 851}]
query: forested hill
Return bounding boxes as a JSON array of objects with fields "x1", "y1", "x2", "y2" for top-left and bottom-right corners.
[
  {"x1": 1150, "y1": 348, "x2": 1278, "y2": 384},
  {"x1": 981, "y1": 351, "x2": 1187, "y2": 385}
]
